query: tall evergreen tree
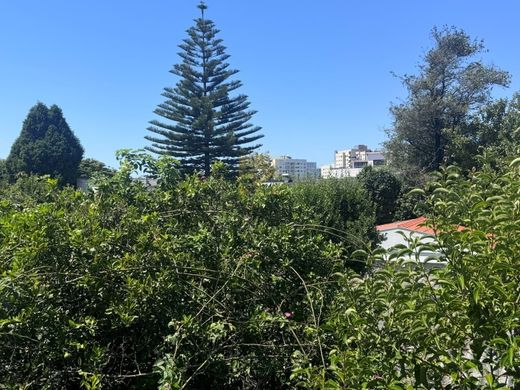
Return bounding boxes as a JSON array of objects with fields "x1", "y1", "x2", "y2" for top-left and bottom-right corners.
[
  {"x1": 6, "y1": 103, "x2": 84, "y2": 185},
  {"x1": 384, "y1": 26, "x2": 509, "y2": 184},
  {"x1": 146, "y1": 2, "x2": 263, "y2": 176}
]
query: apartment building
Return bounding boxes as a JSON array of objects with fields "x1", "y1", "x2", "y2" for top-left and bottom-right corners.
[
  {"x1": 271, "y1": 156, "x2": 319, "y2": 181},
  {"x1": 321, "y1": 145, "x2": 385, "y2": 178}
]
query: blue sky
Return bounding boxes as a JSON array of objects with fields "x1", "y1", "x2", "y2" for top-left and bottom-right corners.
[{"x1": 1, "y1": 0, "x2": 519, "y2": 168}]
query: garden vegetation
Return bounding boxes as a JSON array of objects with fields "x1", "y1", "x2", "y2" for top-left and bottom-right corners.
[{"x1": 0, "y1": 151, "x2": 518, "y2": 389}]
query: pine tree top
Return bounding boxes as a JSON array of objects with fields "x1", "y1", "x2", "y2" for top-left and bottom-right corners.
[{"x1": 197, "y1": 1, "x2": 207, "y2": 18}]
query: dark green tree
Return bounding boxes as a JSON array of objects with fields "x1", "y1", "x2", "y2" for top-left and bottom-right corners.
[
  {"x1": 6, "y1": 103, "x2": 84, "y2": 185},
  {"x1": 385, "y1": 26, "x2": 509, "y2": 184},
  {"x1": 290, "y1": 178, "x2": 377, "y2": 272},
  {"x1": 357, "y1": 166, "x2": 402, "y2": 224},
  {"x1": 146, "y1": 2, "x2": 263, "y2": 177}
]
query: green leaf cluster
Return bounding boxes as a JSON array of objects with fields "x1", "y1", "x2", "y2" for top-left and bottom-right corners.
[
  {"x1": 357, "y1": 166, "x2": 403, "y2": 224},
  {"x1": 290, "y1": 177, "x2": 378, "y2": 272}
]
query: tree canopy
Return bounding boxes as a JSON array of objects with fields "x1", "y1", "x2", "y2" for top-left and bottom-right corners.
[
  {"x1": 447, "y1": 92, "x2": 520, "y2": 171},
  {"x1": 238, "y1": 152, "x2": 276, "y2": 182},
  {"x1": 357, "y1": 166, "x2": 402, "y2": 224},
  {"x1": 78, "y1": 158, "x2": 115, "y2": 179},
  {"x1": 6, "y1": 102, "x2": 84, "y2": 185},
  {"x1": 0, "y1": 159, "x2": 7, "y2": 184},
  {"x1": 385, "y1": 26, "x2": 510, "y2": 183},
  {"x1": 146, "y1": 2, "x2": 263, "y2": 177}
]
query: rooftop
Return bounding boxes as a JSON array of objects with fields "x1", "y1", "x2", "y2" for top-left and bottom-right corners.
[
  {"x1": 377, "y1": 216, "x2": 465, "y2": 235},
  {"x1": 376, "y1": 216, "x2": 435, "y2": 235}
]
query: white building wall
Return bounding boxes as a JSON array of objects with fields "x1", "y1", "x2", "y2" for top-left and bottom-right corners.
[
  {"x1": 323, "y1": 145, "x2": 385, "y2": 179},
  {"x1": 272, "y1": 156, "x2": 318, "y2": 180},
  {"x1": 321, "y1": 166, "x2": 363, "y2": 178},
  {"x1": 379, "y1": 228, "x2": 444, "y2": 268}
]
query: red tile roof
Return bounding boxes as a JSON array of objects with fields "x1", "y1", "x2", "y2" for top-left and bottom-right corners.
[
  {"x1": 377, "y1": 216, "x2": 466, "y2": 235},
  {"x1": 376, "y1": 216, "x2": 435, "y2": 235}
]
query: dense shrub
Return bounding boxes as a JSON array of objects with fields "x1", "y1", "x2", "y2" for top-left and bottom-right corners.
[
  {"x1": 292, "y1": 163, "x2": 519, "y2": 389},
  {"x1": 393, "y1": 188, "x2": 427, "y2": 221},
  {"x1": 290, "y1": 178, "x2": 377, "y2": 272},
  {"x1": 0, "y1": 153, "x2": 375, "y2": 389},
  {"x1": 78, "y1": 158, "x2": 116, "y2": 179},
  {"x1": 2, "y1": 150, "x2": 517, "y2": 389},
  {"x1": 0, "y1": 159, "x2": 7, "y2": 184},
  {"x1": 0, "y1": 174, "x2": 58, "y2": 206}
]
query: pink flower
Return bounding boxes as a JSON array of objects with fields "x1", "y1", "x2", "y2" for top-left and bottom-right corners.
[{"x1": 283, "y1": 311, "x2": 293, "y2": 319}]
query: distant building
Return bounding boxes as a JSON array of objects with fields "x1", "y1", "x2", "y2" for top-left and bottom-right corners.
[
  {"x1": 321, "y1": 145, "x2": 385, "y2": 178},
  {"x1": 320, "y1": 165, "x2": 364, "y2": 178},
  {"x1": 271, "y1": 156, "x2": 319, "y2": 181},
  {"x1": 334, "y1": 145, "x2": 385, "y2": 169}
]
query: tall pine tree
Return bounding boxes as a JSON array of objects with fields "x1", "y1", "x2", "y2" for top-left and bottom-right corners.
[{"x1": 145, "y1": 2, "x2": 263, "y2": 176}]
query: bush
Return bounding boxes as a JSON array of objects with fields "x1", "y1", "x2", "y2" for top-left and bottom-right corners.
[
  {"x1": 8, "y1": 151, "x2": 516, "y2": 388},
  {"x1": 0, "y1": 153, "x2": 374, "y2": 389},
  {"x1": 0, "y1": 159, "x2": 7, "y2": 183},
  {"x1": 292, "y1": 163, "x2": 519, "y2": 389},
  {"x1": 290, "y1": 178, "x2": 377, "y2": 248},
  {"x1": 0, "y1": 173, "x2": 59, "y2": 206},
  {"x1": 393, "y1": 188, "x2": 427, "y2": 221},
  {"x1": 78, "y1": 158, "x2": 116, "y2": 179}
]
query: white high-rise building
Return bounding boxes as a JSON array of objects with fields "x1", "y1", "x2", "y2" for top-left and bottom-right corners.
[
  {"x1": 271, "y1": 156, "x2": 319, "y2": 181},
  {"x1": 321, "y1": 145, "x2": 385, "y2": 178}
]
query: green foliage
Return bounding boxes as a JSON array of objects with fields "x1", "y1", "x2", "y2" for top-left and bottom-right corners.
[
  {"x1": 393, "y1": 188, "x2": 427, "y2": 221},
  {"x1": 145, "y1": 3, "x2": 263, "y2": 177},
  {"x1": 290, "y1": 178, "x2": 377, "y2": 271},
  {"x1": 238, "y1": 152, "x2": 276, "y2": 183},
  {"x1": 6, "y1": 103, "x2": 84, "y2": 185},
  {"x1": 0, "y1": 151, "x2": 370, "y2": 389},
  {"x1": 0, "y1": 174, "x2": 59, "y2": 207},
  {"x1": 3, "y1": 148, "x2": 517, "y2": 388},
  {"x1": 385, "y1": 26, "x2": 510, "y2": 184},
  {"x1": 447, "y1": 93, "x2": 520, "y2": 172},
  {"x1": 293, "y1": 163, "x2": 519, "y2": 389},
  {"x1": 357, "y1": 166, "x2": 402, "y2": 224},
  {"x1": 78, "y1": 158, "x2": 115, "y2": 179}
]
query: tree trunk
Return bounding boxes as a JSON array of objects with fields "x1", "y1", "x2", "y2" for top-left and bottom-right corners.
[
  {"x1": 433, "y1": 129, "x2": 444, "y2": 171},
  {"x1": 204, "y1": 152, "x2": 210, "y2": 177}
]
